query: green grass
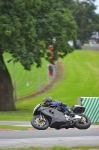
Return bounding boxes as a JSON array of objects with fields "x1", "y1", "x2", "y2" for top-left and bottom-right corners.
[
  {"x1": 0, "y1": 125, "x2": 32, "y2": 130},
  {"x1": 0, "y1": 146, "x2": 99, "y2": 150},
  {"x1": 0, "y1": 110, "x2": 32, "y2": 121},
  {"x1": 16, "y1": 50, "x2": 99, "y2": 107},
  {"x1": 3, "y1": 53, "x2": 49, "y2": 98},
  {"x1": 49, "y1": 50, "x2": 99, "y2": 106},
  {"x1": 0, "y1": 50, "x2": 99, "y2": 121}
]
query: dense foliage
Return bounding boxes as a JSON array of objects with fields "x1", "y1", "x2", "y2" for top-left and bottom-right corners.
[
  {"x1": 0, "y1": 0, "x2": 77, "y2": 110},
  {"x1": 0, "y1": 0, "x2": 77, "y2": 70},
  {"x1": 57, "y1": 0, "x2": 99, "y2": 44}
]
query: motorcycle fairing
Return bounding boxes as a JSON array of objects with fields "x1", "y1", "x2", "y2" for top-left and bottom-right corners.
[{"x1": 39, "y1": 107, "x2": 67, "y2": 128}]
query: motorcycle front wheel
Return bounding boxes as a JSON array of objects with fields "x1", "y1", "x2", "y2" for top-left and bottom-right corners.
[
  {"x1": 75, "y1": 114, "x2": 91, "y2": 129},
  {"x1": 31, "y1": 115, "x2": 49, "y2": 130}
]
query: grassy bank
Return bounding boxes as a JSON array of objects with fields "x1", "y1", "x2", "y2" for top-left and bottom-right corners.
[
  {"x1": 0, "y1": 50, "x2": 99, "y2": 121},
  {"x1": 0, "y1": 146, "x2": 99, "y2": 150},
  {"x1": 3, "y1": 53, "x2": 49, "y2": 98}
]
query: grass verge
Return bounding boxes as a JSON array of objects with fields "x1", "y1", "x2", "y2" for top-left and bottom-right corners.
[
  {"x1": 0, "y1": 125, "x2": 32, "y2": 130},
  {"x1": 0, "y1": 50, "x2": 99, "y2": 121},
  {"x1": 0, "y1": 146, "x2": 99, "y2": 150}
]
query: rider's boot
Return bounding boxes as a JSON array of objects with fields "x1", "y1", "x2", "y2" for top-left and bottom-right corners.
[{"x1": 65, "y1": 109, "x2": 75, "y2": 117}]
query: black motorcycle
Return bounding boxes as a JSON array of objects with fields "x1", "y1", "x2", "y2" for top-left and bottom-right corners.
[{"x1": 31, "y1": 103, "x2": 91, "y2": 130}]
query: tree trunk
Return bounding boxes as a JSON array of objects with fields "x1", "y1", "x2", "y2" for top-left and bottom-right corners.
[{"x1": 0, "y1": 53, "x2": 16, "y2": 111}]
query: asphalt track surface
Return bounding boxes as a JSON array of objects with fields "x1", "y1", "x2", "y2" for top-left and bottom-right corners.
[{"x1": 0, "y1": 121, "x2": 99, "y2": 148}]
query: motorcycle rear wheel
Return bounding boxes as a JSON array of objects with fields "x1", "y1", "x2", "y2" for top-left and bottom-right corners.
[
  {"x1": 75, "y1": 114, "x2": 91, "y2": 129},
  {"x1": 31, "y1": 115, "x2": 49, "y2": 130}
]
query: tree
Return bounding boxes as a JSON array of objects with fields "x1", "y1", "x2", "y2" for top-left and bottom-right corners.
[
  {"x1": 0, "y1": 0, "x2": 77, "y2": 111},
  {"x1": 74, "y1": 0, "x2": 99, "y2": 43},
  {"x1": 92, "y1": 14, "x2": 99, "y2": 32},
  {"x1": 57, "y1": 0, "x2": 99, "y2": 44},
  {"x1": 72, "y1": 0, "x2": 98, "y2": 43}
]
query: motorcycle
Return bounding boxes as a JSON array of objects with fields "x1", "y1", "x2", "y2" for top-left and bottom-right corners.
[{"x1": 31, "y1": 103, "x2": 91, "y2": 130}]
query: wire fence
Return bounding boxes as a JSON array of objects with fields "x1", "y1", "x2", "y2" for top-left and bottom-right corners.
[
  {"x1": 12, "y1": 63, "x2": 57, "y2": 100},
  {"x1": 81, "y1": 45, "x2": 99, "y2": 50},
  {"x1": 4, "y1": 53, "x2": 57, "y2": 101}
]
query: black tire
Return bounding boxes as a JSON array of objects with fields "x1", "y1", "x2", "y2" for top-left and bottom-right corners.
[
  {"x1": 31, "y1": 115, "x2": 49, "y2": 130},
  {"x1": 55, "y1": 128, "x2": 61, "y2": 130},
  {"x1": 75, "y1": 114, "x2": 91, "y2": 129}
]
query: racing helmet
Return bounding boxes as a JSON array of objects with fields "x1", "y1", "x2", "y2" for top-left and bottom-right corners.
[{"x1": 43, "y1": 96, "x2": 52, "y2": 104}]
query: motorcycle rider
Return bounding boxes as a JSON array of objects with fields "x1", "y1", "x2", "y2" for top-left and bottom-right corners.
[{"x1": 43, "y1": 96, "x2": 75, "y2": 117}]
